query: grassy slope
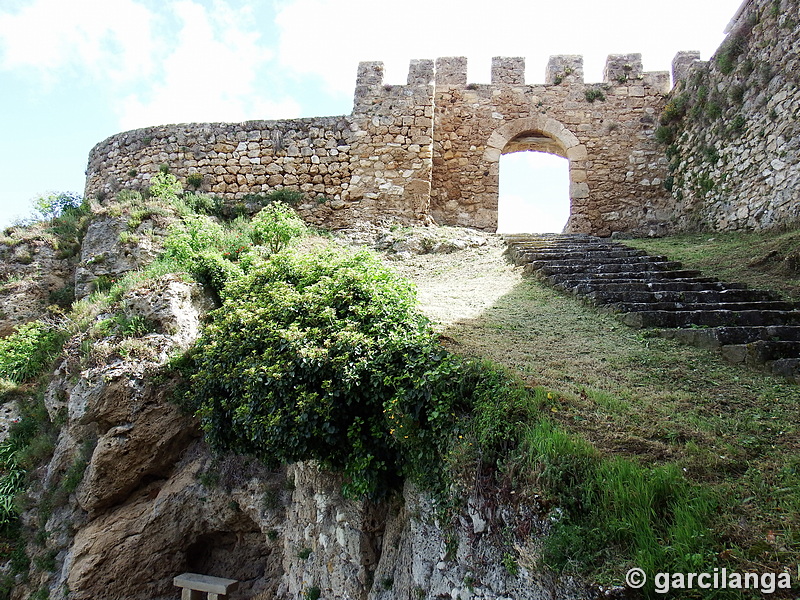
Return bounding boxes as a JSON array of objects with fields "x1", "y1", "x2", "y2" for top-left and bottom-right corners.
[
  {"x1": 406, "y1": 234, "x2": 800, "y2": 580},
  {"x1": 624, "y1": 229, "x2": 800, "y2": 300}
]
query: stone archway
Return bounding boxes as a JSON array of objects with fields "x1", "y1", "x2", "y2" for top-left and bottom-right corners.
[{"x1": 483, "y1": 116, "x2": 591, "y2": 233}]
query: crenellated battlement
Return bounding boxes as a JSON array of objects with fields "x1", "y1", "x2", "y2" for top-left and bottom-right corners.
[{"x1": 354, "y1": 53, "x2": 678, "y2": 95}]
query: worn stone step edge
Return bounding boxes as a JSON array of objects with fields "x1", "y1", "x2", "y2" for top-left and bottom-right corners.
[
  {"x1": 658, "y1": 326, "x2": 800, "y2": 349},
  {"x1": 601, "y1": 300, "x2": 799, "y2": 313},
  {"x1": 586, "y1": 289, "x2": 779, "y2": 305},
  {"x1": 532, "y1": 261, "x2": 686, "y2": 275},
  {"x1": 720, "y1": 340, "x2": 800, "y2": 365},
  {"x1": 621, "y1": 310, "x2": 800, "y2": 329}
]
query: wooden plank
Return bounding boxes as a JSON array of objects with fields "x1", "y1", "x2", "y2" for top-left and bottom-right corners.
[{"x1": 173, "y1": 573, "x2": 240, "y2": 595}]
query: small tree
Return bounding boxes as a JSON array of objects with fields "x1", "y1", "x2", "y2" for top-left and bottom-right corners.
[
  {"x1": 33, "y1": 192, "x2": 84, "y2": 220},
  {"x1": 250, "y1": 202, "x2": 307, "y2": 254}
]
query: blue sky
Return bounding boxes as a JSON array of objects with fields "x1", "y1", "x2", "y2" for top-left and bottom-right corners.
[{"x1": 0, "y1": 0, "x2": 744, "y2": 231}]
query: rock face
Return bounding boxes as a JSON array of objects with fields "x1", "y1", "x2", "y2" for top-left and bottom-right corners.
[
  {"x1": 74, "y1": 211, "x2": 173, "y2": 300},
  {"x1": 666, "y1": 0, "x2": 800, "y2": 231},
  {"x1": 6, "y1": 217, "x2": 594, "y2": 600},
  {"x1": 0, "y1": 237, "x2": 76, "y2": 336}
]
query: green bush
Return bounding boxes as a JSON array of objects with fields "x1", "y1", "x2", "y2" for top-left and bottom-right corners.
[
  {"x1": 182, "y1": 192, "x2": 222, "y2": 216},
  {"x1": 659, "y1": 93, "x2": 689, "y2": 125},
  {"x1": 0, "y1": 321, "x2": 64, "y2": 383},
  {"x1": 264, "y1": 189, "x2": 305, "y2": 206},
  {"x1": 162, "y1": 214, "x2": 246, "y2": 303},
  {"x1": 183, "y1": 248, "x2": 460, "y2": 498},
  {"x1": 33, "y1": 192, "x2": 84, "y2": 221},
  {"x1": 584, "y1": 88, "x2": 605, "y2": 103},
  {"x1": 250, "y1": 202, "x2": 307, "y2": 254},
  {"x1": 655, "y1": 125, "x2": 675, "y2": 145},
  {"x1": 147, "y1": 172, "x2": 182, "y2": 201},
  {"x1": 186, "y1": 173, "x2": 204, "y2": 189}
]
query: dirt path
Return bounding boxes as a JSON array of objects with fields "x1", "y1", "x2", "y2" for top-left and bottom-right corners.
[{"x1": 388, "y1": 236, "x2": 522, "y2": 328}]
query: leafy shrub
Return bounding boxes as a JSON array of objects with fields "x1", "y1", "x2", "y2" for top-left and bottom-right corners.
[
  {"x1": 0, "y1": 321, "x2": 64, "y2": 383},
  {"x1": 182, "y1": 193, "x2": 222, "y2": 216},
  {"x1": 584, "y1": 88, "x2": 605, "y2": 103},
  {"x1": 264, "y1": 189, "x2": 305, "y2": 206},
  {"x1": 655, "y1": 125, "x2": 675, "y2": 145},
  {"x1": 182, "y1": 248, "x2": 460, "y2": 498},
  {"x1": 186, "y1": 173, "x2": 204, "y2": 189},
  {"x1": 250, "y1": 202, "x2": 307, "y2": 254},
  {"x1": 162, "y1": 215, "x2": 245, "y2": 303},
  {"x1": 147, "y1": 172, "x2": 183, "y2": 201},
  {"x1": 659, "y1": 93, "x2": 689, "y2": 125},
  {"x1": 33, "y1": 192, "x2": 84, "y2": 221}
]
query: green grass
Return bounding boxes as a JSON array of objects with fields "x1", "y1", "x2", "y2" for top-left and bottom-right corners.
[
  {"x1": 624, "y1": 229, "x2": 800, "y2": 300},
  {"x1": 436, "y1": 266, "x2": 800, "y2": 589}
]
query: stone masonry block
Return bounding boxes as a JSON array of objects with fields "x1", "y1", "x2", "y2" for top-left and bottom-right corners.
[
  {"x1": 408, "y1": 59, "x2": 435, "y2": 86},
  {"x1": 545, "y1": 56, "x2": 584, "y2": 85},
  {"x1": 671, "y1": 51, "x2": 701, "y2": 87},
  {"x1": 491, "y1": 57, "x2": 525, "y2": 85},
  {"x1": 603, "y1": 54, "x2": 643, "y2": 85},
  {"x1": 355, "y1": 61, "x2": 384, "y2": 87},
  {"x1": 435, "y1": 57, "x2": 467, "y2": 86}
]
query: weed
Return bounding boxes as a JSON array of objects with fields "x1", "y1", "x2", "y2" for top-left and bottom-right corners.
[
  {"x1": 304, "y1": 586, "x2": 321, "y2": 600},
  {"x1": 197, "y1": 470, "x2": 220, "y2": 489},
  {"x1": 584, "y1": 88, "x2": 605, "y2": 103},
  {"x1": 186, "y1": 173, "x2": 204, "y2": 189},
  {"x1": 297, "y1": 547, "x2": 312, "y2": 560},
  {"x1": 501, "y1": 551, "x2": 518, "y2": 576}
]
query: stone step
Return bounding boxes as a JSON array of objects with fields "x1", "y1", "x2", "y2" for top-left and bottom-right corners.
[
  {"x1": 604, "y1": 300, "x2": 798, "y2": 313},
  {"x1": 514, "y1": 249, "x2": 648, "y2": 261},
  {"x1": 767, "y1": 358, "x2": 800, "y2": 380},
  {"x1": 720, "y1": 340, "x2": 800, "y2": 365},
  {"x1": 532, "y1": 261, "x2": 684, "y2": 276},
  {"x1": 657, "y1": 325, "x2": 800, "y2": 348},
  {"x1": 569, "y1": 281, "x2": 750, "y2": 294},
  {"x1": 506, "y1": 234, "x2": 800, "y2": 380},
  {"x1": 585, "y1": 289, "x2": 779, "y2": 305},
  {"x1": 526, "y1": 255, "x2": 675, "y2": 268},
  {"x1": 540, "y1": 270, "x2": 711, "y2": 283},
  {"x1": 620, "y1": 309, "x2": 800, "y2": 329}
]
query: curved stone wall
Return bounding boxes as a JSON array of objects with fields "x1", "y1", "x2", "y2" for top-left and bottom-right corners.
[{"x1": 85, "y1": 54, "x2": 675, "y2": 235}]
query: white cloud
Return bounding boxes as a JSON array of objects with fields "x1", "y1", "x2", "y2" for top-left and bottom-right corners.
[
  {"x1": 118, "y1": 0, "x2": 301, "y2": 130},
  {"x1": 0, "y1": 0, "x2": 156, "y2": 83},
  {"x1": 275, "y1": 0, "x2": 742, "y2": 93}
]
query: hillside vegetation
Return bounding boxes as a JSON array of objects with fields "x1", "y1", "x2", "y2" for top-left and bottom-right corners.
[{"x1": 0, "y1": 185, "x2": 796, "y2": 598}]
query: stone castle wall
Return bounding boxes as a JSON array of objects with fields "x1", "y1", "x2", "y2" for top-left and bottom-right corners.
[
  {"x1": 84, "y1": 117, "x2": 356, "y2": 227},
  {"x1": 428, "y1": 54, "x2": 671, "y2": 235},
  {"x1": 664, "y1": 0, "x2": 800, "y2": 231},
  {"x1": 85, "y1": 53, "x2": 675, "y2": 234}
]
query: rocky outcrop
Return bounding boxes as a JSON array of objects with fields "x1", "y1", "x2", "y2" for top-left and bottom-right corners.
[
  {"x1": 74, "y1": 212, "x2": 173, "y2": 300},
  {"x1": 19, "y1": 259, "x2": 595, "y2": 598},
  {"x1": 0, "y1": 237, "x2": 76, "y2": 336}
]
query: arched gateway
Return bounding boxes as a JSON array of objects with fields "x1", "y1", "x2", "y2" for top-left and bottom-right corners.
[
  {"x1": 483, "y1": 116, "x2": 587, "y2": 234},
  {"x1": 85, "y1": 54, "x2": 687, "y2": 236}
]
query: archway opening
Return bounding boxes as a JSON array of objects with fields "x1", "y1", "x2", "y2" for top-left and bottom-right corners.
[{"x1": 497, "y1": 150, "x2": 570, "y2": 234}]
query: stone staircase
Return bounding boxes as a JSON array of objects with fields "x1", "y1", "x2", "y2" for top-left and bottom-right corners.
[{"x1": 504, "y1": 233, "x2": 800, "y2": 381}]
